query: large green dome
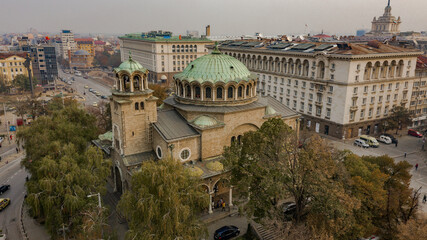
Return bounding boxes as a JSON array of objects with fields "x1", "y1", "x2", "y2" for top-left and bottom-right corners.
[
  {"x1": 114, "y1": 55, "x2": 148, "y2": 74},
  {"x1": 174, "y1": 47, "x2": 257, "y2": 84}
]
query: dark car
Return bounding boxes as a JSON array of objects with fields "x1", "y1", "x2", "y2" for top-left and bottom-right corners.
[
  {"x1": 214, "y1": 225, "x2": 240, "y2": 240},
  {"x1": 0, "y1": 184, "x2": 10, "y2": 194},
  {"x1": 282, "y1": 202, "x2": 297, "y2": 220},
  {"x1": 381, "y1": 133, "x2": 398, "y2": 144}
]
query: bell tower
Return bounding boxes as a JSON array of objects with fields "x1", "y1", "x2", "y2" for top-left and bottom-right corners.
[{"x1": 111, "y1": 55, "x2": 158, "y2": 157}]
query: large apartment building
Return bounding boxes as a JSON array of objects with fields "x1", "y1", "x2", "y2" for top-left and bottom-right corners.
[
  {"x1": 214, "y1": 40, "x2": 422, "y2": 139},
  {"x1": 30, "y1": 45, "x2": 58, "y2": 85},
  {"x1": 119, "y1": 31, "x2": 211, "y2": 84},
  {"x1": 0, "y1": 52, "x2": 31, "y2": 84},
  {"x1": 60, "y1": 30, "x2": 76, "y2": 59},
  {"x1": 410, "y1": 56, "x2": 427, "y2": 127}
]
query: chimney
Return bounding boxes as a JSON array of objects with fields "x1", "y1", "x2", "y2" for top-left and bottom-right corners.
[{"x1": 206, "y1": 25, "x2": 211, "y2": 37}]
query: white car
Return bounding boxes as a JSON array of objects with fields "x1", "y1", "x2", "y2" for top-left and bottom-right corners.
[
  {"x1": 0, "y1": 137, "x2": 3, "y2": 144},
  {"x1": 378, "y1": 135, "x2": 392, "y2": 144},
  {"x1": 92, "y1": 102, "x2": 98, "y2": 107},
  {"x1": 354, "y1": 139, "x2": 370, "y2": 148}
]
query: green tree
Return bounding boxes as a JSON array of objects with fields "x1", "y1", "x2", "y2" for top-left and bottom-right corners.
[
  {"x1": 0, "y1": 74, "x2": 10, "y2": 93},
  {"x1": 222, "y1": 118, "x2": 358, "y2": 239},
  {"x1": 12, "y1": 74, "x2": 36, "y2": 92},
  {"x1": 389, "y1": 106, "x2": 412, "y2": 134},
  {"x1": 118, "y1": 158, "x2": 208, "y2": 240},
  {"x1": 17, "y1": 105, "x2": 110, "y2": 238}
]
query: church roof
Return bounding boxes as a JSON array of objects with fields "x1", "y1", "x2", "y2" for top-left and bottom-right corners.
[
  {"x1": 191, "y1": 115, "x2": 224, "y2": 129},
  {"x1": 114, "y1": 55, "x2": 148, "y2": 74},
  {"x1": 153, "y1": 110, "x2": 200, "y2": 141},
  {"x1": 174, "y1": 45, "x2": 257, "y2": 84}
]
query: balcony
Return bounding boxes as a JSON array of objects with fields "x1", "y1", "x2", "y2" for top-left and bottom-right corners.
[
  {"x1": 401, "y1": 99, "x2": 408, "y2": 104},
  {"x1": 315, "y1": 101, "x2": 323, "y2": 107},
  {"x1": 350, "y1": 106, "x2": 358, "y2": 111}
]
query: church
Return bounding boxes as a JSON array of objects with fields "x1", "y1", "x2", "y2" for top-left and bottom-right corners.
[
  {"x1": 109, "y1": 45, "x2": 300, "y2": 213},
  {"x1": 367, "y1": 0, "x2": 401, "y2": 36}
]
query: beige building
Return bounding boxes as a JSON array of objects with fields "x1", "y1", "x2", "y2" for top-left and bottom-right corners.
[
  {"x1": 410, "y1": 56, "x2": 427, "y2": 127},
  {"x1": 119, "y1": 31, "x2": 212, "y2": 85},
  {"x1": 214, "y1": 40, "x2": 422, "y2": 139},
  {"x1": 0, "y1": 52, "x2": 31, "y2": 84},
  {"x1": 60, "y1": 29, "x2": 76, "y2": 59},
  {"x1": 110, "y1": 48, "x2": 299, "y2": 213},
  {"x1": 367, "y1": 0, "x2": 401, "y2": 36},
  {"x1": 70, "y1": 50, "x2": 94, "y2": 70}
]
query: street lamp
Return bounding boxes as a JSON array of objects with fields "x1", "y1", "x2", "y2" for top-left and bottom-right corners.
[
  {"x1": 23, "y1": 53, "x2": 34, "y2": 98},
  {"x1": 87, "y1": 193, "x2": 103, "y2": 239}
]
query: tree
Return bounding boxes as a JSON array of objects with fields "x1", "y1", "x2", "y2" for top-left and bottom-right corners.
[
  {"x1": 397, "y1": 217, "x2": 427, "y2": 240},
  {"x1": 17, "y1": 105, "x2": 111, "y2": 238},
  {"x1": 118, "y1": 158, "x2": 208, "y2": 240},
  {"x1": 0, "y1": 74, "x2": 10, "y2": 93},
  {"x1": 12, "y1": 74, "x2": 36, "y2": 92},
  {"x1": 222, "y1": 118, "x2": 358, "y2": 239},
  {"x1": 107, "y1": 52, "x2": 121, "y2": 68},
  {"x1": 389, "y1": 106, "x2": 412, "y2": 134},
  {"x1": 86, "y1": 101, "x2": 112, "y2": 133},
  {"x1": 148, "y1": 83, "x2": 168, "y2": 106}
]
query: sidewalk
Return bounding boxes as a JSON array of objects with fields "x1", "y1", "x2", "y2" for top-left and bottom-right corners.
[{"x1": 22, "y1": 205, "x2": 50, "y2": 240}]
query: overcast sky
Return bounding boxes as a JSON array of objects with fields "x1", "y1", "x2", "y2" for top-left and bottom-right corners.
[{"x1": 1, "y1": 0, "x2": 426, "y2": 36}]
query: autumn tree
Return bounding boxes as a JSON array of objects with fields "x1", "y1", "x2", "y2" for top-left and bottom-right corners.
[
  {"x1": 397, "y1": 217, "x2": 427, "y2": 240},
  {"x1": 222, "y1": 118, "x2": 358, "y2": 239},
  {"x1": 18, "y1": 105, "x2": 111, "y2": 238},
  {"x1": 118, "y1": 158, "x2": 208, "y2": 240},
  {"x1": 387, "y1": 106, "x2": 412, "y2": 134},
  {"x1": 148, "y1": 83, "x2": 168, "y2": 105},
  {"x1": 0, "y1": 74, "x2": 10, "y2": 93},
  {"x1": 86, "y1": 101, "x2": 112, "y2": 133}
]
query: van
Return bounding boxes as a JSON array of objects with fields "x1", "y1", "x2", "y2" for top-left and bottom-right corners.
[
  {"x1": 359, "y1": 135, "x2": 379, "y2": 148},
  {"x1": 378, "y1": 135, "x2": 392, "y2": 144}
]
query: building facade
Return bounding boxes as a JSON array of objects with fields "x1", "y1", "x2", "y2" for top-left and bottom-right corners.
[
  {"x1": 75, "y1": 38, "x2": 95, "y2": 56},
  {"x1": 110, "y1": 49, "x2": 299, "y2": 213},
  {"x1": 214, "y1": 41, "x2": 422, "y2": 139},
  {"x1": 60, "y1": 30, "x2": 76, "y2": 59},
  {"x1": 410, "y1": 56, "x2": 427, "y2": 127},
  {"x1": 367, "y1": 0, "x2": 401, "y2": 36},
  {"x1": 70, "y1": 49, "x2": 93, "y2": 70},
  {"x1": 119, "y1": 31, "x2": 212, "y2": 84},
  {"x1": 30, "y1": 45, "x2": 58, "y2": 85},
  {"x1": 0, "y1": 52, "x2": 31, "y2": 84}
]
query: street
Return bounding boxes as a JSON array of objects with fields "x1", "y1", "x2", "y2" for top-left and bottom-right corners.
[{"x1": 57, "y1": 69, "x2": 111, "y2": 106}]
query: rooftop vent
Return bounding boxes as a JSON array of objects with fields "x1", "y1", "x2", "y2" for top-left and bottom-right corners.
[
  {"x1": 337, "y1": 43, "x2": 352, "y2": 50},
  {"x1": 368, "y1": 40, "x2": 381, "y2": 48}
]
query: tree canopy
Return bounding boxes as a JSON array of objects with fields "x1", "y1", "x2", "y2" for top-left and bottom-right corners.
[
  {"x1": 17, "y1": 105, "x2": 111, "y2": 239},
  {"x1": 118, "y1": 158, "x2": 208, "y2": 240}
]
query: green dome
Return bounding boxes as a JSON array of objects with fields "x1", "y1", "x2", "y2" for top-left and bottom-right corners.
[
  {"x1": 265, "y1": 106, "x2": 277, "y2": 115},
  {"x1": 114, "y1": 55, "x2": 147, "y2": 74},
  {"x1": 192, "y1": 115, "x2": 220, "y2": 128},
  {"x1": 174, "y1": 47, "x2": 257, "y2": 84}
]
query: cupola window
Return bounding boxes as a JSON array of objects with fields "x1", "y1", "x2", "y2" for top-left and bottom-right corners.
[
  {"x1": 186, "y1": 85, "x2": 192, "y2": 98},
  {"x1": 135, "y1": 102, "x2": 139, "y2": 110},
  {"x1": 238, "y1": 86, "x2": 243, "y2": 98},
  {"x1": 216, "y1": 87, "x2": 223, "y2": 99},
  {"x1": 195, "y1": 86, "x2": 201, "y2": 99},
  {"x1": 205, "y1": 87, "x2": 212, "y2": 99},
  {"x1": 227, "y1": 86, "x2": 234, "y2": 99}
]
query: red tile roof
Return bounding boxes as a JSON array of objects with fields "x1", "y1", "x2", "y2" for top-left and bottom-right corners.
[
  {"x1": 313, "y1": 34, "x2": 332, "y2": 38},
  {"x1": 75, "y1": 38, "x2": 94, "y2": 43},
  {"x1": 94, "y1": 40, "x2": 106, "y2": 45},
  {"x1": 0, "y1": 52, "x2": 28, "y2": 60},
  {"x1": 416, "y1": 56, "x2": 427, "y2": 69}
]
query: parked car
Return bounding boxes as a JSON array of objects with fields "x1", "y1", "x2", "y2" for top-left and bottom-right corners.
[
  {"x1": 101, "y1": 95, "x2": 107, "y2": 99},
  {"x1": 92, "y1": 102, "x2": 98, "y2": 107},
  {"x1": 359, "y1": 135, "x2": 379, "y2": 148},
  {"x1": 354, "y1": 139, "x2": 370, "y2": 148},
  {"x1": 0, "y1": 198, "x2": 10, "y2": 211},
  {"x1": 0, "y1": 185, "x2": 10, "y2": 195},
  {"x1": 408, "y1": 129, "x2": 423, "y2": 138},
  {"x1": 0, "y1": 137, "x2": 3, "y2": 144},
  {"x1": 214, "y1": 226, "x2": 240, "y2": 240},
  {"x1": 84, "y1": 85, "x2": 89, "y2": 89},
  {"x1": 89, "y1": 88, "x2": 93, "y2": 92},
  {"x1": 381, "y1": 133, "x2": 398, "y2": 144},
  {"x1": 377, "y1": 135, "x2": 392, "y2": 144}
]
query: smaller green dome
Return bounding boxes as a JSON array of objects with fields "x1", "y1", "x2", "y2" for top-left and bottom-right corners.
[
  {"x1": 265, "y1": 106, "x2": 277, "y2": 115},
  {"x1": 192, "y1": 115, "x2": 219, "y2": 128},
  {"x1": 114, "y1": 54, "x2": 147, "y2": 74}
]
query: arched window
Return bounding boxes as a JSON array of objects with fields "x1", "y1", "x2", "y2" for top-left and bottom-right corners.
[
  {"x1": 227, "y1": 86, "x2": 234, "y2": 99},
  {"x1": 179, "y1": 83, "x2": 184, "y2": 97},
  {"x1": 133, "y1": 75, "x2": 140, "y2": 91},
  {"x1": 205, "y1": 87, "x2": 212, "y2": 99},
  {"x1": 195, "y1": 86, "x2": 201, "y2": 99},
  {"x1": 186, "y1": 85, "x2": 191, "y2": 98},
  {"x1": 135, "y1": 102, "x2": 139, "y2": 110},
  {"x1": 237, "y1": 135, "x2": 242, "y2": 144},
  {"x1": 238, "y1": 86, "x2": 243, "y2": 98},
  {"x1": 217, "y1": 87, "x2": 223, "y2": 99},
  {"x1": 123, "y1": 75, "x2": 130, "y2": 92},
  {"x1": 246, "y1": 85, "x2": 250, "y2": 97},
  {"x1": 140, "y1": 102, "x2": 144, "y2": 110},
  {"x1": 231, "y1": 136, "x2": 236, "y2": 144}
]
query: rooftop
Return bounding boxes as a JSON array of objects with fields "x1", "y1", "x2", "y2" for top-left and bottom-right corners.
[
  {"x1": 153, "y1": 109, "x2": 200, "y2": 142},
  {"x1": 119, "y1": 34, "x2": 212, "y2": 43},
  {"x1": 0, "y1": 52, "x2": 27, "y2": 60}
]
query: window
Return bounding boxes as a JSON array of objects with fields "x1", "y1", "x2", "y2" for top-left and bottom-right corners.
[
  {"x1": 310, "y1": 83, "x2": 314, "y2": 89},
  {"x1": 350, "y1": 111, "x2": 355, "y2": 121},
  {"x1": 394, "y1": 94, "x2": 398, "y2": 100},
  {"x1": 388, "y1": 83, "x2": 392, "y2": 90},
  {"x1": 380, "y1": 84, "x2": 384, "y2": 91},
  {"x1": 294, "y1": 90, "x2": 298, "y2": 97},
  {"x1": 362, "y1": 98, "x2": 367, "y2": 105},
  {"x1": 206, "y1": 87, "x2": 212, "y2": 99},
  {"x1": 195, "y1": 86, "x2": 201, "y2": 99},
  {"x1": 327, "y1": 97, "x2": 332, "y2": 104},
  {"x1": 287, "y1": 89, "x2": 291, "y2": 95},
  {"x1": 179, "y1": 148, "x2": 191, "y2": 161},
  {"x1": 307, "y1": 120, "x2": 311, "y2": 127},
  {"x1": 372, "y1": 85, "x2": 376, "y2": 92},
  {"x1": 396, "y1": 83, "x2": 400, "y2": 89},
  {"x1": 329, "y1": 86, "x2": 333, "y2": 93},
  {"x1": 332, "y1": 63, "x2": 335, "y2": 69},
  {"x1": 330, "y1": 74, "x2": 334, "y2": 80},
  {"x1": 293, "y1": 100, "x2": 297, "y2": 108},
  {"x1": 135, "y1": 102, "x2": 139, "y2": 110},
  {"x1": 287, "y1": 79, "x2": 291, "y2": 85},
  {"x1": 227, "y1": 87, "x2": 234, "y2": 99},
  {"x1": 355, "y1": 76, "x2": 359, "y2": 81},
  {"x1": 384, "y1": 106, "x2": 389, "y2": 115},
  {"x1": 404, "y1": 82, "x2": 408, "y2": 88},
  {"x1": 316, "y1": 106, "x2": 321, "y2": 115},
  {"x1": 386, "y1": 95, "x2": 390, "y2": 102},
  {"x1": 309, "y1": 93, "x2": 313, "y2": 100},
  {"x1": 377, "y1": 107, "x2": 381, "y2": 116},
  {"x1": 238, "y1": 86, "x2": 243, "y2": 98},
  {"x1": 300, "y1": 102, "x2": 305, "y2": 111},
  {"x1": 308, "y1": 104, "x2": 313, "y2": 112},
  {"x1": 295, "y1": 80, "x2": 298, "y2": 86},
  {"x1": 156, "y1": 146, "x2": 163, "y2": 159},
  {"x1": 281, "y1": 78, "x2": 285, "y2": 84},
  {"x1": 364, "y1": 86, "x2": 368, "y2": 93},
  {"x1": 140, "y1": 102, "x2": 144, "y2": 110},
  {"x1": 353, "y1": 87, "x2": 358, "y2": 94},
  {"x1": 302, "y1": 81, "x2": 306, "y2": 88},
  {"x1": 217, "y1": 87, "x2": 223, "y2": 99},
  {"x1": 326, "y1": 108, "x2": 331, "y2": 118},
  {"x1": 360, "y1": 109, "x2": 365, "y2": 118},
  {"x1": 281, "y1": 88, "x2": 284, "y2": 93},
  {"x1": 286, "y1": 98, "x2": 290, "y2": 106},
  {"x1": 302, "y1": 92, "x2": 305, "y2": 98}
]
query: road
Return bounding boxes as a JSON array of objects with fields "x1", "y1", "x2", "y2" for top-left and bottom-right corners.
[
  {"x1": 58, "y1": 69, "x2": 111, "y2": 106},
  {"x1": 0, "y1": 154, "x2": 26, "y2": 240}
]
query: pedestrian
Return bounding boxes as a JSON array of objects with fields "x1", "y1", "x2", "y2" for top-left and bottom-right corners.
[
  {"x1": 395, "y1": 141, "x2": 398, "y2": 147},
  {"x1": 404, "y1": 152, "x2": 407, "y2": 158},
  {"x1": 222, "y1": 201, "x2": 226, "y2": 211},
  {"x1": 423, "y1": 194, "x2": 427, "y2": 204},
  {"x1": 415, "y1": 163, "x2": 419, "y2": 171},
  {"x1": 16, "y1": 147, "x2": 18, "y2": 154}
]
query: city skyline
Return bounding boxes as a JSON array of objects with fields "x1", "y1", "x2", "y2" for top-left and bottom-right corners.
[{"x1": 1, "y1": 0, "x2": 426, "y2": 36}]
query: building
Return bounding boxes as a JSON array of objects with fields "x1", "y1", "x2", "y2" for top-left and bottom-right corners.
[
  {"x1": 75, "y1": 38, "x2": 95, "y2": 56},
  {"x1": 410, "y1": 56, "x2": 427, "y2": 127},
  {"x1": 70, "y1": 49, "x2": 93, "y2": 70},
  {"x1": 367, "y1": 0, "x2": 401, "y2": 36},
  {"x1": 213, "y1": 40, "x2": 422, "y2": 139},
  {"x1": 0, "y1": 52, "x2": 31, "y2": 84},
  {"x1": 30, "y1": 45, "x2": 58, "y2": 85},
  {"x1": 60, "y1": 30, "x2": 76, "y2": 59},
  {"x1": 110, "y1": 48, "x2": 300, "y2": 213},
  {"x1": 94, "y1": 40, "x2": 106, "y2": 53},
  {"x1": 118, "y1": 31, "x2": 212, "y2": 84}
]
